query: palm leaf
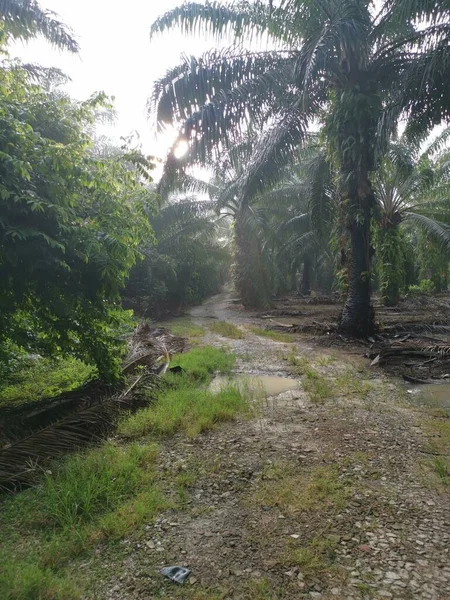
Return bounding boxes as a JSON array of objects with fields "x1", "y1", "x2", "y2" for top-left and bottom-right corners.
[{"x1": 0, "y1": 0, "x2": 79, "y2": 51}]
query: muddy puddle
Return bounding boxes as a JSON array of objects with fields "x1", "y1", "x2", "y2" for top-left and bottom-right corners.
[
  {"x1": 210, "y1": 374, "x2": 298, "y2": 396},
  {"x1": 406, "y1": 383, "x2": 450, "y2": 410}
]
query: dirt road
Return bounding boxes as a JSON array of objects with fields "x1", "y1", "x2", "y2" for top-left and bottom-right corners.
[{"x1": 99, "y1": 292, "x2": 450, "y2": 600}]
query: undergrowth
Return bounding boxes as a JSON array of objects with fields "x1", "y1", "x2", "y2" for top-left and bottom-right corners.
[
  {"x1": 0, "y1": 357, "x2": 97, "y2": 409},
  {"x1": 250, "y1": 464, "x2": 349, "y2": 513},
  {"x1": 170, "y1": 345, "x2": 235, "y2": 382}
]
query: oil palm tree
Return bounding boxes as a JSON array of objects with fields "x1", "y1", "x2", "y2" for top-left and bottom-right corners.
[
  {"x1": 0, "y1": 0, "x2": 78, "y2": 51},
  {"x1": 149, "y1": 0, "x2": 450, "y2": 336},
  {"x1": 374, "y1": 130, "x2": 450, "y2": 305}
]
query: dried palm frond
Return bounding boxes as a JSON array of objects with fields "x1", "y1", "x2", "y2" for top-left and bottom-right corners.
[{"x1": 0, "y1": 324, "x2": 186, "y2": 491}]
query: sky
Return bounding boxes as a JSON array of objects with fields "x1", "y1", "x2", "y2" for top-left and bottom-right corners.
[{"x1": 10, "y1": 0, "x2": 217, "y2": 163}]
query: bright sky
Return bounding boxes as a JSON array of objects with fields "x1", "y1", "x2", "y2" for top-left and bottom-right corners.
[{"x1": 10, "y1": 0, "x2": 217, "y2": 163}]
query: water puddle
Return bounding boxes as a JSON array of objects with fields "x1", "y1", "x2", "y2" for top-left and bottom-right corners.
[
  {"x1": 407, "y1": 383, "x2": 450, "y2": 410},
  {"x1": 210, "y1": 374, "x2": 298, "y2": 396}
]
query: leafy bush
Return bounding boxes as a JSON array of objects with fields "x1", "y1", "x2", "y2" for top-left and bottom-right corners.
[
  {"x1": 407, "y1": 279, "x2": 435, "y2": 296},
  {"x1": 0, "y1": 65, "x2": 152, "y2": 381}
]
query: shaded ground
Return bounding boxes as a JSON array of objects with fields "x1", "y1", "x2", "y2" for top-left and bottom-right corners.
[{"x1": 80, "y1": 292, "x2": 450, "y2": 600}]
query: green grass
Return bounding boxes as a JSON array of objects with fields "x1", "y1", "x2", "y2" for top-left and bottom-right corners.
[
  {"x1": 423, "y1": 416, "x2": 450, "y2": 486},
  {"x1": 288, "y1": 534, "x2": 339, "y2": 576},
  {"x1": 250, "y1": 464, "x2": 349, "y2": 513},
  {"x1": 335, "y1": 371, "x2": 372, "y2": 399},
  {"x1": 248, "y1": 326, "x2": 293, "y2": 343},
  {"x1": 170, "y1": 345, "x2": 235, "y2": 382},
  {"x1": 0, "y1": 345, "x2": 241, "y2": 599},
  {"x1": 433, "y1": 457, "x2": 450, "y2": 485},
  {"x1": 302, "y1": 368, "x2": 334, "y2": 403},
  {"x1": 30, "y1": 442, "x2": 160, "y2": 530},
  {"x1": 119, "y1": 384, "x2": 248, "y2": 439},
  {"x1": 0, "y1": 356, "x2": 96, "y2": 409},
  {"x1": 162, "y1": 318, "x2": 205, "y2": 340},
  {"x1": 0, "y1": 560, "x2": 80, "y2": 600},
  {"x1": 209, "y1": 320, "x2": 245, "y2": 339},
  {"x1": 0, "y1": 440, "x2": 169, "y2": 598}
]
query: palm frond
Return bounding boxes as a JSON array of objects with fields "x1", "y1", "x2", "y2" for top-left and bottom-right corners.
[
  {"x1": 150, "y1": 1, "x2": 276, "y2": 44},
  {"x1": 238, "y1": 110, "x2": 309, "y2": 205},
  {"x1": 0, "y1": 0, "x2": 79, "y2": 51},
  {"x1": 403, "y1": 212, "x2": 450, "y2": 253},
  {"x1": 149, "y1": 48, "x2": 294, "y2": 131}
]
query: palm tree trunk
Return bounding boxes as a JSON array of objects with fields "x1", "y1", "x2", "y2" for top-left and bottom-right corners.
[
  {"x1": 233, "y1": 217, "x2": 270, "y2": 307},
  {"x1": 338, "y1": 184, "x2": 375, "y2": 337},
  {"x1": 300, "y1": 255, "x2": 312, "y2": 296}
]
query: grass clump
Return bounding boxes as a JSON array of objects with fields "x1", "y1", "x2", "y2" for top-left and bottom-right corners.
[
  {"x1": 164, "y1": 318, "x2": 205, "y2": 340},
  {"x1": 0, "y1": 356, "x2": 96, "y2": 409},
  {"x1": 248, "y1": 326, "x2": 293, "y2": 343},
  {"x1": 335, "y1": 371, "x2": 372, "y2": 399},
  {"x1": 0, "y1": 440, "x2": 168, "y2": 598},
  {"x1": 251, "y1": 464, "x2": 349, "y2": 513},
  {"x1": 209, "y1": 320, "x2": 245, "y2": 339},
  {"x1": 119, "y1": 384, "x2": 248, "y2": 439},
  {"x1": 30, "y1": 442, "x2": 160, "y2": 530},
  {"x1": 0, "y1": 559, "x2": 80, "y2": 600},
  {"x1": 171, "y1": 346, "x2": 235, "y2": 382},
  {"x1": 288, "y1": 534, "x2": 339, "y2": 576},
  {"x1": 302, "y1": 368, "x2": 334, "y2": 403},
  {"x1": 423, "y1": 416, "x2": 450, "y2": 486}
]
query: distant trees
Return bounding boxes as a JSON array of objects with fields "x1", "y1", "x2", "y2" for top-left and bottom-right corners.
[{"x1": 123, "y1": 199, "x2": 229, "y2": 316}]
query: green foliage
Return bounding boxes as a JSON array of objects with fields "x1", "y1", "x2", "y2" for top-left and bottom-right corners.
[
  {"x1": 417, "y1": 234, "x2": 449, "y2": 293},
  {"x1": 0, "y1": 440, "x2": 167, "y2": 598},
  {"x1": 407, "y1": 279, "x2": 435, "y2": 296},
  {"x1": 0, "y1": 0, "x2": 79, "y2": 51},
  {"x1": 0, "y1": 355, "x2": 96, "y2": 409},
  {"x1": 374, "y1": 222, "x2": 407, "y2": 306},
  {"x1": 163, "y1": 318, "x2": 205, "y2": 340},
  {"x1": 31, "y1": 442, "x2": 159, "y2": 530},
  {"x1": 0, "y1": 65, "x2": 152, "y2": 380}
]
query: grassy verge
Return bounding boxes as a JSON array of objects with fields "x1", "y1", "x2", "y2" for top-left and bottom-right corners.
[
  {"x1": 1, "y1": 345, "x2": 245, "y2": 600},
  {"x1": 160, "y1": 317, "x2": 205, "y2": 341},
  {"x1": 0, "y1": 357, "x2": 97, "y2": 409},
  {"x1": 248, "y1": 326, "x2": 293, "y2": 343},
  {"x1": 209, "y1": 321, "x2": 245, "y2": 339}
]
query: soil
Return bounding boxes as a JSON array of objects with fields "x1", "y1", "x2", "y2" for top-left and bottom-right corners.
[{"x1": 83, "y1": 292, "x2": 450, "y2": 600}]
